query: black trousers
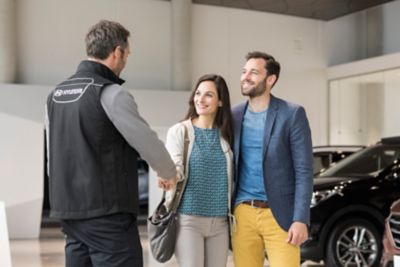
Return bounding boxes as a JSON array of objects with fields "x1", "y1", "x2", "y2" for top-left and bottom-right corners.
[{"x1": 61, "y1": 213, "x2": 143, "y2": 267}]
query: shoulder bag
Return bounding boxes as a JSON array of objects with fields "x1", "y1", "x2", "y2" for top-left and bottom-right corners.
[{"x1": 147, "y1": 123, "x2": 189, "y2": 263}]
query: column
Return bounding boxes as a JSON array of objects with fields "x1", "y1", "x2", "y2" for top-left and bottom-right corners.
[
  {"x1": 171, "y1": 0, "x2": 191, "y2": 91},
  {"x1": 0, "y1": 0, "x2": 16, "y2": 83}
]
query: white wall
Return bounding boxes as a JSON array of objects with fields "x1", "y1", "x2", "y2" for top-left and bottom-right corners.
[
  {"x1": 324, "y1": 0, "x2": 400, "y2": 66},
  {"x1": 329, "y1": 76, "x2": 386, "y2": 146},
  {"x1": 0, "y1": 84, "x2": 52, "y2": 239},
  {"x1": 15, "y1": 0, "x2": 172, "y2": 90},
  {"x1": 191, "y1": 6, "x2": 327, "y2": 145},
  {"x1": 127, "y1": 89, "x2": 190, "y2": 127},
  {"x1": 14, "y1": 0, "x2": 328, "y2": 144},
  {"x1": 382, "y1": 69, "x2": 400, "y2": 138},
  {"x1": 0, "y1": 202, "x2": 12, "y2": 267},
  {"x1": 10, "y1": 0, "x2": 400, "y2": 146},
  {"x1": 323, "y1": 12, "x2": 367, "y2": 66},
  {"x1": 382, "y1": 0, "x2": 400, "y2": 55},
  {"x1": 327, "y1": 53, "x2": 400, "y2": 145},
  {"x1": 0, "y1": 84, "x2": 47, "y2": 238},
  {"x1": 0, "y1": 0, "x2": 16, "y2": 83}
]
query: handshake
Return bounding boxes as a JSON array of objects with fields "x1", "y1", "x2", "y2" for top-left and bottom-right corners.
[{"x1": 157, "y1": 175, "x2": 178, "y2": 191}]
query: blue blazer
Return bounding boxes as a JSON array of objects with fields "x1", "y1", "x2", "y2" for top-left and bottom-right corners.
[{"x1": 232, "y1": 95, "x2": 313, "y2": 231}]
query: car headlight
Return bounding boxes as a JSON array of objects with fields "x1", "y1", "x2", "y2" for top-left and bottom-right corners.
[{"x1": 310, "y1": 189, "x2": 336, "y2": 207}]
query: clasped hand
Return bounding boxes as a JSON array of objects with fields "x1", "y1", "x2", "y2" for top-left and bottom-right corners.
[{"x1": 157, "y1": 176, "x2": 177, "y2": 191}]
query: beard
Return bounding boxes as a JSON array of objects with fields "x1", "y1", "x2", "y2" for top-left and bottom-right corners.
[
  {"x1": 241, "y1": 76, "x2": 267, "y2": 98},
  {"x1": 114, "y1": 53, "x2": 127, "y2": 77}
]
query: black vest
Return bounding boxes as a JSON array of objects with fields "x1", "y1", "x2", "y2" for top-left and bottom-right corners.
[{"x1": 47, "y1": 60, "x2": 139, "y2": 219}]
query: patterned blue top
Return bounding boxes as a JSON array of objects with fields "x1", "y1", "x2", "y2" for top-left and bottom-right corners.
[{"x1": 178, "y1": 126, "x2": 228, "y2": 217}]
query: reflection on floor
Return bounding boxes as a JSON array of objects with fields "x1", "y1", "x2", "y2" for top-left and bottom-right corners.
[{"x1": 10, "y1": 224, "x2": 324, "y2": 267}]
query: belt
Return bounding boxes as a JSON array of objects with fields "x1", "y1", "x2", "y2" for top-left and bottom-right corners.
[{"x1": 242, "y1": 200, "x2": 269, "y2": 208}]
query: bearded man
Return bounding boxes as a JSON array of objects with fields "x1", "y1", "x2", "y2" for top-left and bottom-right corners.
[{"x1": 231, "y1": 51, "x2": 313, "y2": 267}]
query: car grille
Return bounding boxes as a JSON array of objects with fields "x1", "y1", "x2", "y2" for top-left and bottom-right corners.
[{"x1": 389, "y1": 213, "x2": 400, "y2": 249}]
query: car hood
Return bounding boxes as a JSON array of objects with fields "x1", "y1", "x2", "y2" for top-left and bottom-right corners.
[{"x1": 313, "y1": 176, "x2": 361, "y2": 190}]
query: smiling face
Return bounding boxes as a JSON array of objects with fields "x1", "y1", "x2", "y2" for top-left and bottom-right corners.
[
  {"x1": 240, "y1": 58, "x2": 268, "y2": 98},
  {"x1": 193, "y1": 80, "x2": 222, "y2": 117},
  {"x1": 241, "y1": 57, "x2": 278, "y2": 98}
]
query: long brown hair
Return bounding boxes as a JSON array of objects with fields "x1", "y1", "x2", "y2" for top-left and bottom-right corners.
[{"x1": 184, "y1": 74, "x2": 233, "y2": 146}]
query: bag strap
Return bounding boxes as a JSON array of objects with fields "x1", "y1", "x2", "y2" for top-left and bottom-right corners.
[
  {"x1": 182, "y1": 123, "x2": 189, "y2": 175},
  {"x1": 165, "y1": 123, "x2": 190, "y2": 212},
  {"x1": 169, "y1": 123, "x2": 189, "y2": 212}
]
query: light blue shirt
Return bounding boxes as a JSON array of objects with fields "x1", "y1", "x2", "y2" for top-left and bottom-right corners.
[{"x1": 235, "y1": 107, "x2": 268, "y2": 205}]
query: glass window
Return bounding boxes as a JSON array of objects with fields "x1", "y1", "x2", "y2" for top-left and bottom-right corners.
[{"x1": 319, "y1": 145, "x2": 400, "y2": 178}]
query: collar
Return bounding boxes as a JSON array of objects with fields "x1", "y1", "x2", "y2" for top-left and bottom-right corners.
[
  {"x1": 76, "y1": 60, "x2": 125, "y2": 85},
  {"x1": 245, "y1": 94, "x2": 278, "y2": 113}
]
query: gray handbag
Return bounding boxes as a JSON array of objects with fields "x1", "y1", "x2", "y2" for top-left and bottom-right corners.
[{"x1": 147, "y1": 123, "x2": 189, "y2": 263}]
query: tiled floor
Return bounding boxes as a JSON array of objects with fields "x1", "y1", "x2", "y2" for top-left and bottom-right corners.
[{"x1": 9, "y1": 223, "x2": 324, "y2": 267}]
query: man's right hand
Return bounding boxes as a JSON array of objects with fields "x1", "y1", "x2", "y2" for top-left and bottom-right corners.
[{"x1": 157, "y1": 176, "x2": 177, "y2": 191}]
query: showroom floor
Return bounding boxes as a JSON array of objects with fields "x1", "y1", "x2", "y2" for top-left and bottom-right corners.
[{"x1": 9, "y1": 223, "x2": 324, "y2": 267}]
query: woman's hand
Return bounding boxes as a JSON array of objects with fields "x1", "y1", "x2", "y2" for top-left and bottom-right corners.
[{"x1": 157, "y1": 176, "x2": 177, "y2": 191}]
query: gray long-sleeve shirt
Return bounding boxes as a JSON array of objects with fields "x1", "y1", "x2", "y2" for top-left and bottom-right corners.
[{"x1": 45, "y1": 84, "x2": 176, "y2": 180}]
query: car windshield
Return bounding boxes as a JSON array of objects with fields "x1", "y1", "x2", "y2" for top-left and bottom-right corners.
[{"x1": 318, "y1": 144, "x2": 400, "y2": 178}]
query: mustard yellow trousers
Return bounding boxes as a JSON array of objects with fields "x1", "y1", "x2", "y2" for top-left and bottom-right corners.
[{"x1": 232, "y1": 204, "x2": 300, "y2": 267}]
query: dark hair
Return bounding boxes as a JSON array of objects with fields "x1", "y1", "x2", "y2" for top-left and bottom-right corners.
[
  {"x1": 246, "y1": 51, "x2": 281, "y2": 86},
  {"x1": 184, "y1": 74, "x2": 233, "y2": 146},
  {"x1": 85, "y1": 20, "x2": 130, "y2": 60}
]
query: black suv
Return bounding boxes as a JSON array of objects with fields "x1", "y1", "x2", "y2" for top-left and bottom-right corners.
[{"x1": 302, "y1": 137, "x2": 400, "y2": 267}]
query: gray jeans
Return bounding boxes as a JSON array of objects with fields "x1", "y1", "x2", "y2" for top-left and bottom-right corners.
[{"x1": 175, "y1": 214, "x2": 229, "y2": 267}]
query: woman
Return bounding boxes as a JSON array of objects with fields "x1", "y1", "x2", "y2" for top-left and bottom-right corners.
[{"x1": 165, "y1": 74, "x2": 234, "y2": 267}]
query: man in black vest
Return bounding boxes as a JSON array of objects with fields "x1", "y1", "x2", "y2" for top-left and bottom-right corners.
[{"x1": 45, "y1": 20, "x2": 177, "y2": 267}]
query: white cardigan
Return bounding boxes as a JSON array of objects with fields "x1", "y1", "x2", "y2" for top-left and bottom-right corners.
[{"x1": 165, "y1": 119, "x2": 235, "y2": 223}]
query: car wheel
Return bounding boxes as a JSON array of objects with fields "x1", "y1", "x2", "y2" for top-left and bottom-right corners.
[{"x1": 324, "y1": 218, "x2": 382, "y2": 267}]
